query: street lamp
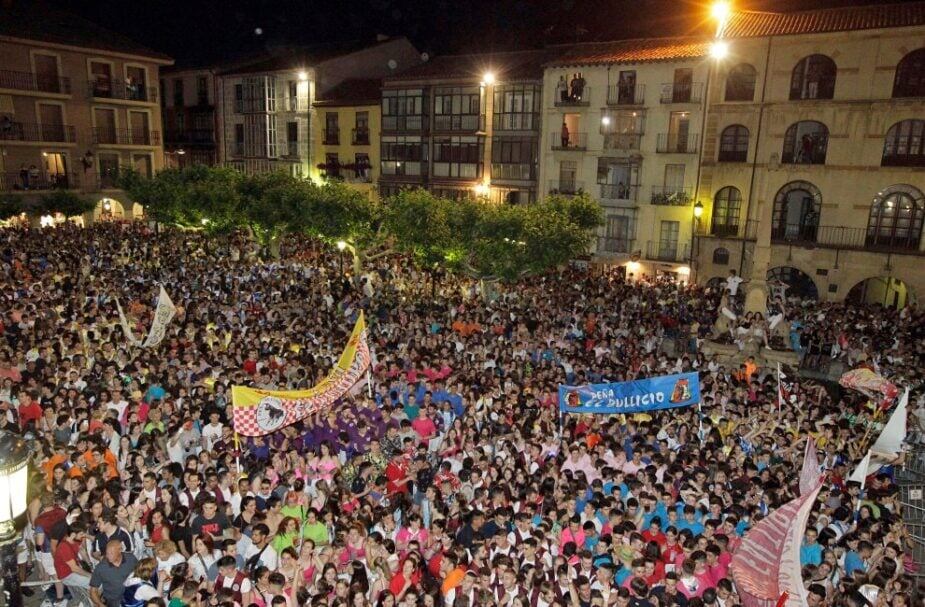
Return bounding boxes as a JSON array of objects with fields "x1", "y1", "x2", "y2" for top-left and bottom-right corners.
[
  {"x1": 0, "y1": 431, "x2": 29, "y2": 607},
  {"x1": 336, "y1": 240, "x2": 347, "y2": 275},
  {"x1": 481, "y1": 71, "x2": 495, "y2": 86},
  {"x1": 691, "y1": 201, "x2": 704, "y2": 284}
]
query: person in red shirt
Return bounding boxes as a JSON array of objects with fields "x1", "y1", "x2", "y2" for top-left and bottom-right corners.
[
  {"x1": 410, "y1": 411, "x2": 436, "y2": 442},
  {"x1": 54, "y1": 521, "x2": 92, "y2": 591},
  {"x1": 642, "y1": 518, "x2": 667, "y2": 547},
  {"x1": 385, "y1": 454, "x2": 414, "y2": 495},
  {"x1": 16, "y1": 389, "x2": 43, "y2": 429}
]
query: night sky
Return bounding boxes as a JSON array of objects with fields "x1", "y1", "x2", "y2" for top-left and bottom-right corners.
[{"x1": 46, "y1": 0, "x2": 924, "y2": 66}]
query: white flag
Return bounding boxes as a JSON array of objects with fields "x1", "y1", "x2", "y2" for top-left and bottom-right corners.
[
  {"x1": 116, "y1": 286, "x2": 177, "y2": 349},
  {"x1": 849, "y1": 450, "x2": 872, "y2": 487}
]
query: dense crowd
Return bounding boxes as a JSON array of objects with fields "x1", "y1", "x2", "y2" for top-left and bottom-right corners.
[{"x1": 1, "y1": 222, "x2": 923, "y2": 607}]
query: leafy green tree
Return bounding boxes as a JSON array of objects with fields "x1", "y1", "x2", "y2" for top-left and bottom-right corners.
[
  {"x1": 0, "y1": 196, "x2": 24, "y2": 221},
  {"x1": 38, "y1": 190, "x2": 96, "y2": 217}
]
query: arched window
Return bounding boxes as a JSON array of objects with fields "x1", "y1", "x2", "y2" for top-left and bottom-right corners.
[
  {"x1": 718, "y1": 125, "x2": 749, "y2": 162},
  {"x1": 725, "y1": 64, "x2": 757, "y2": 101},
  {"x1": 767, "y1": 267, "x2": 818, "y2": 300},
  {"x1": 772, "y1": 181, "x2": 822, "y2": 243},
  {"x1": 866, "y1": 185, "x2": 925, "y2": 250},
  {"x1": 790, "y1": 55, "x2": 836, "y2": 100},
  {"x1": 782, "y1": 121, "x2": 828, "y2": 164},
  {"x1": 882, "y1": 120, "x2": 925, "y2": 167},
  {"x1": 711, "y1": 187, "x2": 742, "y2": 237},
  {"x1": 893, "y1": 49, "x2": 925, "y2": 98},
  {"x1": 712, "y1": 247, "x2": 730, "y2": 265}
]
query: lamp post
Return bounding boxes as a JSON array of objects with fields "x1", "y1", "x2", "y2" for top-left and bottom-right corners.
[
  {"x1": 336, "y1": 240, "x2": 347, "y2": 276},
  {"x1": 692, "y1": 201, "x2": 704, "y2": 284},
  {"x1": 0, "y1": 431, "x2": 30, "y2": 607}
]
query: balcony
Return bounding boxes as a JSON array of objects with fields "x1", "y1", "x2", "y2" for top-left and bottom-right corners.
[
  {"x1": 230, "y1": 142, "x2": 244, "y2": 157},
  {"x1": 646, "y1": 241, "x2": 691, "y2": 263},
  {"x1": 164, "y1": 129, "x2": 215, "y2": 145},
  {"x1": 1, "y1": 171, "x2": 78, "y2": 193},
  {"x1": 650, "y1": 186, "x2": 693, "y2": 206},
  {"x1": 882, "y1": 152, "x2": 925, "y2": 167},
  {"x1": 551, "y1": 131, "x2": 586, "y2": 151},
  {"x1": 603, "y1": 133, "x2": 642, "y2": 151},
  {"x1": 491, "y1": 163, "x2": 534, "y2": 181},
  {"x1": 433, "y1": 114, "x2": 485, "y2": 132},
  {"x1": 285, "y1": 97, "x2": 310, "y2": 112},
  {"x1": 380, "y1": 160, "x2": 427, "y2": 179},
  {"x1": 382, "y1": 115, "x2": 428, "y2": 132},
  {"x1": 323, "y1": 128, "x2": 340, "y2": 145},
  {"x1": 492, "y1": 112, "x2": 539, "y2": 131},
  {"x1": 89, "y1": 78, "x2": 158, "y2": 103},
  {"x1": 283, "y1": 141, "x2": 301, "y2": 157},
  {"x1": 548, "y1": 180, "x2": 583, "y2": 195},
  {"x1": 656, "y1": 133, "x2": 700, "y2": 154},
  {"x1": 659, "y1": 82, "x2": 703, "y2": 104},
  {"x1": 607, "y1": 84, "x2": 644, "y2": 106},
  {"x1": 740, "y1": 219, "x2": 925, "y2": 254},
  {"x1": 598, "y1": 236, "x2": 635, "y2": 254},
  {"x1": 0, "y1": 70, "x2": 70, "y2": 95},
  {"x1": 92, "y1": 127, "x2": 160, "y2": 146},
  {"x1": 600, "y1": 183, "x2": 639, "y2": 202},
  {"x1": 0, "y1": 121, "x2": 76, "y2": 143},
  {"x1": 352, "y1": 127, "x2": 370, "y2": 145},
  {"x1": 718, "y1": 148, "x2": 748, "y2": 162},
  {"x1": 554, "y1": 85, "x2": 591, "y2": 107},
  {"x1": 710, "y1": 223, "x2": 741, "y2": 238}
]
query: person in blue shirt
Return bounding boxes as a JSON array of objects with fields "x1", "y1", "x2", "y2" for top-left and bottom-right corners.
[
  {"x1": 800, "y1": 528, "x2": 823, "y2": 566},
  {"x1": 676, "y1": 505, "x2": 705, "y2": 536},
  {"x1": 844, "y1": 540, "x2": 873, "y2": 575}
]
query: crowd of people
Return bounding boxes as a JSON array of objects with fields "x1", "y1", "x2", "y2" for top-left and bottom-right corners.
[{"x1": 1, "y1": 221, "x2": 923, "y2": 607}]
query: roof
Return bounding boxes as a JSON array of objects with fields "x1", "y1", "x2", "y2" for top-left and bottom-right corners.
[
  {"x1": 217, "y1": 38, "x2": 406, "y2": 76},
  {"x1": 0, "y1": 0, "x2": 172, "y2": 62},
  {"x1": 384, "y1": 49, "x2": 553, "y2": 84},
  {"x1": 723, "y1": 2, "x2": 925, "y2": 38},
  {"x1": 314, "y1": 78, "x2": 382, "y2": 107},
  {"x1": 546, "y1": 37, "x2": 710, "y2": 67}
]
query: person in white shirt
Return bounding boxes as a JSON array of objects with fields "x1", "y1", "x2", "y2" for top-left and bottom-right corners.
[
  {"x1": 725, "y1": 269, "x2": 744, "y2": 297},
  {"x1": 201, "y1": 411, "x2": 224, "y2": 451}
]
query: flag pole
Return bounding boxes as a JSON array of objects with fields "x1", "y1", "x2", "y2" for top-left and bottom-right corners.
[
  {"x1": 367, "y1": 366, "x2": 373, "y2": 399},
  {"x1": 233, "y1": 431, "x2": 242, "y2": 474},
  {"x1": 776, "y1": 362, "x2": 783, "y2": 418}
]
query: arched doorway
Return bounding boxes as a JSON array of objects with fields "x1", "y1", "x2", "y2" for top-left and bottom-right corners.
[
  {"x1": 846, "y1": 277, "x2": 915, "y2": 309},
  {"x1": 772, "y1": 181, "x2": 821, "y2": 242},
  {"x1": 705, "y1": 276, "x2": 726, "y2": 291},
  {"x1": 95, "y1": 197, "x2": 126, "y2": 221},
  {"x1": 767, "y1": 266, "x2": 818, "y2": 300}
]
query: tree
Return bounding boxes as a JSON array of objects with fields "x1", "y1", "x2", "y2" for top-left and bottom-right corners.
[
  {"x1": 38, "y1": 190, "x2": 96, "y2": 217},
  {"x1": 0, "y1": 196, "x2": 24, "y2": 222}
]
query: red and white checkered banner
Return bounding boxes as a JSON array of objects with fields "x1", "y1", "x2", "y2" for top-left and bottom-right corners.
[{"x1": 231, "y1": 312, "x2": 370, "y2": 436}]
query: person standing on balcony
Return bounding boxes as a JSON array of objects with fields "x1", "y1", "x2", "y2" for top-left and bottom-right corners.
[
  {"x1": 557, "y1": 75, "x2": 568, "y2": 103},
  {"x1": 19, "y1": 163, "x2": 30, "y2": 189},
  {"x1": 560, "y1": 121, "x2": 570, "y2": 149}
]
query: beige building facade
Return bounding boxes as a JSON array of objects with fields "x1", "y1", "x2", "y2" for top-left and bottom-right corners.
[{"x1": 0, "y1": 2, "x2": 172, "y2": 221}]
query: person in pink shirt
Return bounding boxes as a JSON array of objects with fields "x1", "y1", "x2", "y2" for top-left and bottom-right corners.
[
  {"x1": 558, "y1": 516, "x2": 586, "y2": 552},
  {"x1": 410, "y1": 411, "x2": 437, "y2": 441},
  {"x1": 561, "y1": 447, "x2": 598, "y2": 483},
  {"x1": 692, "y1": 551, "x2": 716, "y2": 592},
  {"x1": 395, "y1": 514, "x2": 429, "y2": 557}
]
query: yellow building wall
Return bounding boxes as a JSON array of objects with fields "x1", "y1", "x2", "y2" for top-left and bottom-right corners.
[{"x1": 311, "y1": 103, "x2": 380, "y2": 200}]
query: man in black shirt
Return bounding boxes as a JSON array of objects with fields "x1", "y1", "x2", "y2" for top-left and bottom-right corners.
[{"x1": 191, "y1": 497, "x2": 231, "y2": 539}]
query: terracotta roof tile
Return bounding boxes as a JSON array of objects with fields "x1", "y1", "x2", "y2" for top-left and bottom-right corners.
[
  {"x1": 724, "y1": 2, "x2": 925, "y2": 38},
  {"x1": 547, "y1": 37, "x2": 711, "y2": 67},
  {"x1": 385, "y1": 49, "x2": 553, "y2": 83}
]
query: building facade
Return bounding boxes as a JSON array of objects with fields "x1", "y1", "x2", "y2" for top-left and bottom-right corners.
[
  {"x1": 0, "y1": 2, "x2": 172, "y2": 220},
  {"x1": 312, "y1": 79, "x2": 381, "y2": 199},
  {"x1": 379, "y1": 50, "x2": 550, "y2": 204},
  {"x1": 541, "y1": 39, "x2": 711, "y2": 279},
  {"x1": 693, "y1": 4, "x2": 925, "y2": 309},
  {"x1": 217, "y1": 38, "x2": 420, "y2": 178},
  {"x1": 160, "y1": 67, "x2": 218, "y2": 168}
]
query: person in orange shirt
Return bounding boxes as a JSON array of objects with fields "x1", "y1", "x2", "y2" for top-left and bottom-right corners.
[
  {"x1": 439, "y1": 552, "x2": 467, "y2": 596},
  {"x1": 744, "y1": 356, "x2": 758, "y2": 380},
  {"x1": 43, "y1": 444, "x2": 69, "y2": 488}
]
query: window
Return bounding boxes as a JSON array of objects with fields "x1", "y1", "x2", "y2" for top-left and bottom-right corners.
[
  {"x1": 286, "y1": 122, "x2": 298, "y2": 156},
  {"x1": 432, "y1": 136, "x2": 483, "y2": 179},
  {"x1": 597, "y1": 158, "x2": 638, "y2": 201},
  {"x1": 557, "y1": 160, "x2": 577, "y2": 193},
  {"x1": 602, "y1": 212, "x2": 636, "y2": 253},
  {"x1": 772, "y1": 181, "x2": 822, "y2": 242},
  {"x1": 718, "y1": 125, "x2": 748, "y2": 162},
  {"x1": 882, "y1": 120, "x2": 925, "y2": 167},
  {"x1": 381, "y1": 136, "x2": 426, "y2": 176},
  {"x1": 602, "y1": 110, "x2": 644, "y2": 150},
  {"x1": 724, "y1": 64, "x2": 757, "y2": 102},
  {"x1": 173, "y1": 78, "x2": 184, "y2": 107},
  {"x1": 233, "y1": 124, "x2": 244, "y2": 156},
  {"x1": 782, "y1": 121, "x2": 828, "y2": 164},
  {"x1": 234, "y1": 84, "x2": 244, "y2": 113},
  {"x1": 493, "y1": 84, "x2": 539, "y2": 130},
  {"x1": 658, "y1": 221, "x2": 680, "y2": 260},
  {"x1": 382, "y1": 89, "x2": 425, "y2": 131},
  {"x1": 491, "y1": 137, "x2": 536, "y2": 181},
  {"x1": 175, "y1": 114, "x2": 185, "y2": 132},
  {"x1": 354, "y1": 111, "x2": 370, "y2": 144},
  {"x1": 196, "y1": 76, "x2": 209, "y2": 105},
  {"x1": 324, "y1": 113, "x2": 339, "y2": 144},
  {"x1": 355, "y1": 153, "x2": 371, "y2": 181},
  {"x1": 866, "y1": 185, "x2": 925, "y2": 250},
  {"x1": 893, "y1": 49, "x2": 925, "y2": 98},
  {"x1": 790, "y1": 55, "x2": 836, "y2": 100},
  {"x1": 324, "y1": 152, "x2": 340, "y2": 178},
  {"x1": 433, "y1": 86, "x2": 481, "y2": 131},
  {"x1": 711, "y1": 187, "x2": 742, "y2": 236},
  {"x1": 712, "y1": 247, "x2": 730, "y2": 265},
  {"x1": 670, "y1": 68, "x2": 693, "y2": 103},
  {"x1": 613, "y1": 70, "x2": 638, "y2": 104}
]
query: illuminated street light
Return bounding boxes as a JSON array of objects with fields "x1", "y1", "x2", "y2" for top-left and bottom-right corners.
[
  {"x1": 473, "y1": 183, "x2": 490, "y2": 197},
  {"x1": 710, "y1": 41, "x2": 729, "y2": 60},
  {"x1": 693, "y1": 201, "x2": 704, "y2": 219},
  {"x1": 298, "y1": 71, "x2": 308, "y2": 82},
  {"x1": 601, "y1": 116, "x2": 611, "y2": 127},
  {"x1": 336, "y1": 240, "x2": 347, "y2": 251},
  {"x1": 711, "y1": 1, "x2": 731, "y2": 23},
  {"x1": 482, "y1": 72, "x2": 495, "y2": 86}
]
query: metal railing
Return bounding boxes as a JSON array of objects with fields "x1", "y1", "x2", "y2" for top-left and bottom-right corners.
[
  {"x1": 882, "y1": 152, "x2": 925, "y2": 167},
  {"x1": 656, "y1": 133, "x2": 700, "y2": 154},
  {"x1": 781, "y1": 145, "x2": 827, "y2": 165},
  {"x1": 739, "y1": 219, "x2": 924, "y2": 253},
  {"x1": 603, "y1": 133, "x2": 642, "y2": 151},
  {"x1": 433, "y1": 114, "x2": 485, "y2": 132},
  {"x1": 646, "y1": 240, "x2": 691, "y2": 262},
  {"x1": 492, "y1": 112, "x2": 540, "y2": 131},
  {"x1": 1, "y1": 170, "x2": 78, "y2": 192},
  {"x1": 600, "y1": 183, "x2": 639, "y2": 201},
  {"x1": 0, "y1": 69, "x2": 70, "y2": 94},
  {"x1": 607, "y1": 84, "x2": 645, "y2": 106},
  {"x1": 322, "y1": 128, "x2": 340, "y2": 145},
  {"x1": 382, "y1": 115, "x2": 428, "y2": 132},
  {"x1": 285, "y1": 97, "x2": 310, "y2": 111},
  {"x1": 230, "y1": 142, "x2": 244, "y2": 157},
  {"x1": 718, "y1": 148, "x2": 748, "y2": 162},
  {"x1": 554, "y1": 85, "x2": 591, "y2": 107},
  {"x1": 551, "y1": 131, "x2": 586, "y2": 150},
  {"x1": 709, "y1": 223, "x2": 741, "y2": 238},
  {"x1": 491, "y1": 163, "x2": 534, "y2": 181},
  {"x1": 598, "y1": 236, "x2": 635, "y2": 254},
  {"x1": 92, "y1": 127, "x2": 160, "y2": 146},
  {"x1": 352, "y1": 127, "x2": 370, "y2": 145},
  {"x1": 650, "y1": 186, "x2": 693, "y2": 206},
  {"x1": 0, "y1": 121, "x2": 76, "y2": 143},
  {"x1": 548, "y1": 180, "x2": 583, "y2": 195},
  {"x1": 659, "y1": 82, "x2": 703, "y2": 104},
  {"x1": 89, "y1": 78, "x2": 158, "y2": 102},
  {"x1": 283, "y1": 141, "x2": 300, "y2": 157},
  {"x1": 164, "y1": 129, "x2": 215, "y2": 144},
  {"x1": 379, "y1": 160, "x2": 427, "y2": 178}
]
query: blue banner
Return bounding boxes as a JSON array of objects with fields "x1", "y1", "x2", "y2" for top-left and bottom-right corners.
[{"x1": 559, "y1": 372, "x2": 701, "y2": 414}]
